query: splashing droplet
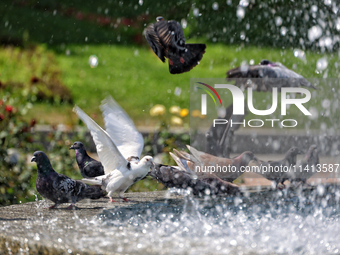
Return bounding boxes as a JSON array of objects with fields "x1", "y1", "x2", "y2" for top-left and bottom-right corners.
[
  {"x1": 293, "y1": 49, "x2": 306, "y2": 62},
  {"x1": 275, "y1": 16, "x2": 283, "y2": 26},
  {"x1": 324, "y1": 0, "x2": 332, "y2": 6},
  {"x1": 193, "y1": 8, "x2": 200, "y2": 17},
  {"x1": 89, "y1": 55, "x2": 98, "y2": 68},
  {"x1": 237, "y1": 7, "x2": 245, "y2": 19},
  {"x1": 174, "y1": 87, "x2": 182, "y2": 96},
  {"x1": 316, "y1": 57, "x2": 328, "y2": 71},
  {"x1": 280, "y1": 27, "x2": 288, "y2": 36},
  {"x1": 212, "y1": 2, "x2": 219, "y2": 10},
  {"x1": 239, "y1": 0, "x2": 249, "y2": 7},
  {"x1": 311, "y1": 5, "x2": 318, "y2": 12},
  {"x1": 321, "y1": 99, "x2": 331, "y2": 109},
  {"x1": 308, "y1": 107, "x2": 319, "y2": 120},
  {"x1": 308, "y1": 26, "x2": 322, "y2": 42},
  {"x1": 181, "y1": 19, "x2": 187, "y2": 29}
]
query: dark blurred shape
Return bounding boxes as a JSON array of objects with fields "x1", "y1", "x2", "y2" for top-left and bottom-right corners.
[
  {"x1": 149, "y1": 164, "x2": 239, "y2": 196},
  {"x1": 206, "y1": 103, "x2": 246, "y2": 158},
  {"x1": 227, "y1": 59, "x2": 317, "y2": 92}
]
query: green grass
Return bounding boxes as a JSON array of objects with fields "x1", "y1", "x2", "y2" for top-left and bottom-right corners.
[
  {"x1": 52, "y1": 43, "x2": 340, "y2": 128},
  {"x1": 1, "y1": 42, "x2": 339, "y2": 128}
]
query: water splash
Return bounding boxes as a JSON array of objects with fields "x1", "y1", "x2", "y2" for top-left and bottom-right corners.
[
  {"x1": 212, "y1": 2, "x2": 219, "y2": 11},
  {"x1": 181, "y1": 19, "x2": 187, "y2": 29},
  {"x1": 89, "y1": 55, "x2": 98, "y2": 68},
  {"x1": 237, "y1": 7, "x2": 245, "y2": 19},
  {"x1": 316, "y1": 57, "x2": 328, "y2": 71},
  {"x1": 293, "y1": 49, "x2": 307, "y2": 63},
  {"x1": 5, "y1": 187, "x2": 340, "y2": 254},
  {"x1": 308, "y1": 26, "x2": 323, "y2": 42}
]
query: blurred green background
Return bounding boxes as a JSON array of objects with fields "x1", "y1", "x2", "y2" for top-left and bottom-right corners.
[{"x1": 0, "y1": 0, "x2": 339, "y2": 205}]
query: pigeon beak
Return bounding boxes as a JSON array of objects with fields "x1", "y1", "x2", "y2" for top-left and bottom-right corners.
[
  {"x1": 31, "y1": 156, "x2": 36, "y2": 162},
  {"x1": 69, "y1": 145, "x2": 75, "y2": 150}
]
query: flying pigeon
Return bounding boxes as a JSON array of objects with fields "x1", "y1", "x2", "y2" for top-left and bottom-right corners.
[
  {"x1": 73, "y1": 105, "x2": 154, "y2": 202},
  {"x1": 171, "y1": 145, "x2": 257, "y2": 183},
  {"x1": 149, "y1": 164, "x2": 239, "y2": 196},
  {"x1": 31, "y1": 151, "x2": 106, "y2": 209},
  {"x1": 69, "y1": 141, "x2": 105, "y2": 178},
  {"x1": 286, "y1": 145, "x2": 319, "y2": 184},
  {"x1": 145, "y1": 16, "x2": 206, "y2": 74},
  {"x1": 227, "y1": 59, "x2": 317, "y2": 92},
  {"x1": 250, "y1": 146, "x2": 302, "y2": 187},
  {"x1": 206, "y1": 103, "x2": 246, "y2": 158}
]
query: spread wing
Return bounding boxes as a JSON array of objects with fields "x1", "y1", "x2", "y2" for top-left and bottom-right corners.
[
  {"x1": 161, "y1": 20, "x2": 186, "y2": 49},
  {"x1": 100, "y1": 95, "x2": 144, "y2": 160},
  {"x1": 73, "y1": 106, "x2": 128, "y2": 174},
  {"x1": 144, "y1": 23, "x2": 166, "y2": 62}
]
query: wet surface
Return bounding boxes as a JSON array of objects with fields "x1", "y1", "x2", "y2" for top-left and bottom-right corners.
[{"x1": 1, "y1": 187, "x2": 340, "y2": 254}]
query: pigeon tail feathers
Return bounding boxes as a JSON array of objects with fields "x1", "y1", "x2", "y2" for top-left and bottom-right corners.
[{"x1": 168, "y1": 44, "x2": 206, "y2": 74}]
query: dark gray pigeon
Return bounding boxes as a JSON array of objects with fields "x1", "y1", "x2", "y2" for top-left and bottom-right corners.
[
  {"x1": 149, "y1": 164, "x2": 239, "y2": 196},
  {"x1": 69, "y1": 141, "x2": 105, "y2": 178},
  {"x1": 252, "y1": 147, "x2": 303, "y2": 187},
  {"x1": 227, "y1": 59, "x2": 317, "y2": 92},
  {"x1": 145, "y1": 16, "x2": 206, "y2": 74},
  {"x1": 31, "y1": 151, "x2": 106, "y2": 209},
  {"x1": 287, "y1": 144, "x2": 319, "y2": 184}
]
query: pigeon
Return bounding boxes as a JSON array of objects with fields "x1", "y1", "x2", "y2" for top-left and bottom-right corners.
[
  {"x1": 149, "y1": 164, "x2": 239, "y2": 196},
  {"x1": 145, "y1": 16, "x2": 206, "y2": 74},
  {"x1": 206, "y1": 103, "x2": 246, "y2": 158},
  {"x1": 171, "y1": 145, "x2": 257, "y2": 183},
  {"x1": 69, "y1": 141, "x2": 105, "y2": 178},
  {"x1": 73, "y1": 105, "x2": 154, "y2": 202},
  {"x1": 227, "y1": 59, "x2": 317, "y2": 92},
  {"x1": 250, "y1": 146, "x2": 302, "y2": 186},
  {"x1": 287, "y1": 145, "x2": 319, "y2": 184},
  {"x1": 31, "y1": 151, "x2": 106, "y2": 209}
]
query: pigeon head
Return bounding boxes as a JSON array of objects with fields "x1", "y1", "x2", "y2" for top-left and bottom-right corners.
[
  {"x1": 309, "y1": 144, "x2": 318, "y2": 152},
  {"x1": 69, "y1": 141, "x2": 85, "y2": 151},
  {"x1": 31, "y1": 151, "x2": 54, "y2": 174},
  {"x1": 260, "y1": 59, "x2": 273, "y2": 66},
  {"x1": 140, "y1": 156, "x2": 154, "y2": 167},
  {"x1": 286, "y1": 147, "x2": 302, "y2": 157},
  {"x1": 156, "y1": 16, "x2": 164, "y2": 22},
  {"x1": 307, "y1": 144, "x2": 319, "y2": 161},
  {"x1": 236, "y1": 151, "x2": 257, "y2": 165},
  {"x1": 285, "y1": 147, "x2": 302, "y2": 165}
]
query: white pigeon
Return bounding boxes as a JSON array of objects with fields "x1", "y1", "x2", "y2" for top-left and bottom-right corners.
[{"x1": 73, "y1": 105, "x2": 154, "y2": 202}]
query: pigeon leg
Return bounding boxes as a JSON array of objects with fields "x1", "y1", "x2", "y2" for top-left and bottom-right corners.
[
  {"x1": 277, "y1": 182, "x2": 286, "y2": 190},
  {"x1": 66, "y1": 204, "x2": 78, "y2": 210},
  {"x1": 121, "y1": 197, "x2": 136, "y2": 202},
  {"x1": 45, "y1": 204, "x2": 58, "y2": 209},
  {"x1": 169, "y1": 58, "x2": 173, "y2": 66},
  {"x1": 109, "y1": 197, "x2": 118, "y2": 203}
]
